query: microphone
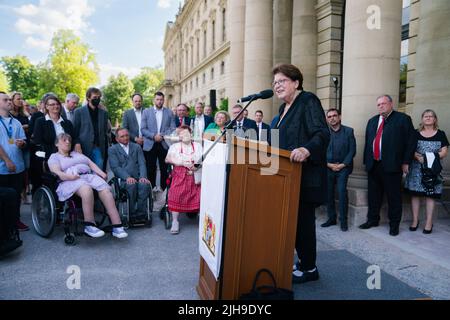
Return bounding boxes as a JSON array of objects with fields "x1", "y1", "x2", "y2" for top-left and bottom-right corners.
[{"x1": 238, "y1": 89, "x2": 274, "y2": 103}]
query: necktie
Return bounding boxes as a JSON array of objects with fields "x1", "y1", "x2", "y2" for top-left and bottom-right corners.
[
  {"x1": 374, "y1": 117, "x2": 385, "y2": 161},
  {"x1": 179, "y1": 117, "x2": 183, "y2": 126}
]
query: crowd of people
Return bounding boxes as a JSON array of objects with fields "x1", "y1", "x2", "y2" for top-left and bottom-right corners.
[{"x1": 1, "y1": 64, "x2": 448, "y2": 291}]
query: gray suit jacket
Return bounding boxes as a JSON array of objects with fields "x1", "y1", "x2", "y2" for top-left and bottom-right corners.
[
  {"x1": 141, "y1": 107, "x2": 176, "y2": 151},
  {"x1": 73, "y1": 106, "x2": 109, "y2": 158},
  {"x1": 122, "y1": 108, "x2": 144, "y2": 142},
  {"x1": 108, "y1": 142, "x2": 147, "y2": 180}
]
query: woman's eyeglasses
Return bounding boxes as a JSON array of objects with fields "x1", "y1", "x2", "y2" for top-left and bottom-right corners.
[{"x1": 272, "y1": 79, "x2": 290, "y2": 87}]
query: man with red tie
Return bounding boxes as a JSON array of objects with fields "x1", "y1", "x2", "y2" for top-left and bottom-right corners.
[
  {"x1": 175, "y1": 103, "x2": 191, "y2": 128},
  {"x1": 360, "y1": 95, "x2": 416, "y2": 236}
]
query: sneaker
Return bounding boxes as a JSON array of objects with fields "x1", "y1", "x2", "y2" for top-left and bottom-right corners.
[
  {"x1": 292, "y1": 268, "x2": 320, "y2": 284},
  {"x1": 112, "y1": 227, "x2": 128, "y2": 239},
  {"x1": 292, "y1": 261, "x2": 301, "y2": 272},
  {"x1": 16, "y1": 220, "x2": 30, "y2": 232},
  {"x1": 84, "y1": 225, "x2": 105, "y2": 238}
]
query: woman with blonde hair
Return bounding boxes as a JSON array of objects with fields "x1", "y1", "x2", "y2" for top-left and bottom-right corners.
[{"x1": 404, "y1": 109, "x2": 449, "y2": 234}]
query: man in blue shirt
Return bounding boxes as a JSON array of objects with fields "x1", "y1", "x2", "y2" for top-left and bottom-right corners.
[
  {"x1": 321, "y1": 108, "x2": 356, "y2": 231},
  {"x1": 0, "y1": 92, "x2": 29, "y2": 231}
]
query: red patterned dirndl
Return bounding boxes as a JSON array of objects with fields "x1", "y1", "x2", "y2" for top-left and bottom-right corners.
[{"x1": 168, "y1": 166, "x2": 201, "y2": 213}]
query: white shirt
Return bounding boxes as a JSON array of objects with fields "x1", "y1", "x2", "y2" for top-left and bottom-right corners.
[
  {"x1": 45, "y1": 114, "x2": 65, "y2": 136},
  {"x1": 154, "y1": 107, "x2": 163, "y2": 134},
  {"x1": 63, "y1": 106, "x2": 74, "y2": 122},
  {"x1": 195, "y1": 115, "x2": 205, "y2": 133},
  {"x1": 256, "y1": 122, "x2": 262, "y2": 139},
  {"x1": 134, "y1": 108, "x2": 142, "y2": 136},
  {"x1": 120, "y1": 143, "x2": 129, "y2": 155}
]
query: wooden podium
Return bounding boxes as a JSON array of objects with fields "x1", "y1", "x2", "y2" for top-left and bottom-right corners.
[{"x1": 197, "y1": 138, "x2": 302, "y2": 300}]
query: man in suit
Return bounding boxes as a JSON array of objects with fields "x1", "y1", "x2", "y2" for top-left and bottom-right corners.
[
  {"x1": 254, "y1": 110, "x2": 271, "y2": 143},
  {"x1": 141, "y1": 92, "x2": 176, "y2": 191},
  {"x1": 321, "y1": 108, "x2": 356, "y2": 232},
  {"x1": 73, "y1": 87, "x2": 109, "y2": 170},
  {"x1": 61, "y1": 93, "x2": 79, "y2": 123},
  {"x1": 175, "y1": 103, "x2": 191, "y2": 128},
  {"x1": 192, "y1": 102, "x2": 213, "y2": 136},
  {"x1": 109, "y1": 128, "x2": 151, "y2": 224},
  {"x1": 122, "y1": 93, "x2": 145, "y2": 147},
  {"x1": 230, "y1": 104, "x2": 258, "y2": 140},
  {"x1": 359, "y1": 95, "x2": 415, "y2": 236}
]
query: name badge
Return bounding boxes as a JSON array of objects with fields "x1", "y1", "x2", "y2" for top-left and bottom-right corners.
[{"x1": 8, "y1": 138, "x2": 14, "y2": 144}]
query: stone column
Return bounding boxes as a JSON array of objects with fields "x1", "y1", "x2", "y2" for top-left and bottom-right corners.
[
  {"x1": 243, "y1": 0, "x2": 273, "y2": 119},
  {"x1": 227, "y1": 0, "x2": 246, "y2": 109},
  {"x1": 291, "y1": 0, "x2": 318, "y2": 93},
  {"x1": 342, "y1": 0, "x2": 403, "y2": 179},
  {"x1": 412, "y1": 0, "x2": 450, "y2": 175},
  {"x1": 274, "y1": 0, "x2": 293, "y2": 65}
]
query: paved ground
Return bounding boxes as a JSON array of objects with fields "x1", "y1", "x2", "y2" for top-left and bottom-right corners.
[{"x1": 1, "y1": 192, "x2": 450, "y2": 300}]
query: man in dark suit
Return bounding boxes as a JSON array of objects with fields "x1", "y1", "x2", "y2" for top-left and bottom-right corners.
[
  {"x1": 73, "y1": 87, "x2": 109, "y2": 170},
  {"x1": 359, "y1": 95, "x2": 415, "y2": 236},
  {"x1": 321, "y1": 108, "x2": 356, "y2": 232},
  {"x1": 175, "y1": 103, "x2": 191, "y2": 128},
  {"x1": 230, "y1": 104, "x2": 258, "y2": 140},
  {"x1": 254, "y1": 110, "x2": 271, "y2": 143},
  {"x1": 109, "y1": 128, "x2": 151, "y2": 224},
  {"x1": 122, "y1": 93, "x2": 145, "y2": 147},
  {"x1": 192, "y1": 102, "x2": 213, "y2": 136},
  {"x1": 141, "y1": 92, "x2": 176, "y2": 191}
]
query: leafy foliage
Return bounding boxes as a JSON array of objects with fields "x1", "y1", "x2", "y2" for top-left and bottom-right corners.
[
  {"x1": 1, "y1": 55, "x2": 40, "y2": 100},
  {"x1": 102, "y1": 73, "x2": 134, "y2": 126},
  {"x1": 131, "y1": 67, "x2": 164, "y2": 107}
]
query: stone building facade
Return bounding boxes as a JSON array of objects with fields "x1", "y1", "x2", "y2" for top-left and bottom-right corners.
[{"x1": 162, "y1": 0, "x2": 450, "y2": 224}]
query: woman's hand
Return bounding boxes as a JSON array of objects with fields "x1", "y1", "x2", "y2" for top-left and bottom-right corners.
[
  {"x1": 67, "y1": 174, "x2": 80, "y2": 181},
  {"x1": 290, "y1": 147, "x2": 311, "y2": 163},
  {"x1": 99, "y1": 171, "x2": 108, "y2": 180},
  {"x1": 414, "y1": 152, "x2": 424, "y2": 164}
]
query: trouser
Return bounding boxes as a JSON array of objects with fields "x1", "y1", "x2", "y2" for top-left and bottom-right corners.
[
  {"x1": 89, "y1": 147, "x2": 104, "y2": 172},
  {"x1": 0, "y1": 187, "x2": 19, "y2": 241},
  {"x1": 122, "y1": 181, "x2": 151, "y2": 217},
  {"x1": 327, "y1": 168, "x2": 351, "y2": 224},
  {"x1": 0, "y1": 173, "x2": 24, "y2": 220},
  {"x1": 295, "y1": 200, "x2": 317, "y2": 271},
  {"x1": 145, "y1": 143, "x2": 169, "y2": 191},
  {"x1": 367, "y1": 161, "x2": 403, "y2": 227}
]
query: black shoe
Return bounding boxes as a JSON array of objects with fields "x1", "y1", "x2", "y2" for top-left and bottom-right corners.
[
  {"x1": 359, "y1": 221, "x2": 379, "y2": 229},
  {"x1": 409, "y1": 221, "x2": 419, "y2": 232},
  {"x1": 340, "y1": 223, "x2": 348, "y2": 232},
  {"x1": 423, "y1": 225, "x2": 433, "y2": 234},
  {"x1": 389, "y1": 225, "x2": 399, "y2": 236},
  {"x1": 321, "y1": 219, "x2": 337, "y2": 228},
  {"x1": 292, "y1": 268, "x2": 319, "y2": 284}
]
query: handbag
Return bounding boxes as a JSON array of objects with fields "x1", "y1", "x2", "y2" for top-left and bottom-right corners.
[{"x1": 239, "y1": 268, "x2": 294, "y2": 300}]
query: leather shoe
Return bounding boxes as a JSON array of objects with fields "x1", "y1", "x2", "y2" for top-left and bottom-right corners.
[
  {"x1": 359, "y1": 221, "x2": 379, "y2": 229},
  {"x1": 409, "y1": 221, "x2": 419, "y2": 232},
  {"x1": 292, "y1": 268, "x2": 319, "y2": 284},
  {"x1": 321, "y1": 219, "x2": 337, "y2": 228},
  {"x1": 389, "y1": 225, "x2": 399, "y2": 236},
  {"x1": 340, "y1": 223, "x2": 348, "y2": 232},
  {"x1": 423, "y1": 225, "x2": 433, "y2": 234}
]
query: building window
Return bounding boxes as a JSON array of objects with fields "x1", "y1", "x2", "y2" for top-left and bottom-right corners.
[
  {"x1": 196, "y1": 77, "x2": 199, "y2": 88},
  {"x1": 211, "y1": 67, "x2": 215, "y2": 80},
  {"x1": 190, "y1": 81, "x2": 193, "y2": 91},
  {"x1": 203, "y1": 29, "x2": 207, "y2": 58},
  {"x1": 203, "y1": 73, "x2": 206, "y2": 84},
  {"x1": 212, "y1": 20, "x2": 216, "y2": 51},
  {"x1": 197, "y1": 37, "x2": 200, "y2": 63},
  {"x1": 221, "y1": 61, "x2": 225, "y2": 75},
  {"x1": 222, "y1": 8, "x2": 226, "y2": 42}
]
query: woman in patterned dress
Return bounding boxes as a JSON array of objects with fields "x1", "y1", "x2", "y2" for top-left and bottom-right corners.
[
  {"x1": 165, "y1": 125, "x2": 202, "y2": 234},
  {"x1": 404, "y1": 110, "x2": 449, "y2": 234}
]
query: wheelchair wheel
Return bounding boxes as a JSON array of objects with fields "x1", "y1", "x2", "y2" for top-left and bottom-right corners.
[
  {"x1": 31, "y1": 186, "x2": 57, "y2": 238},
  {"x1": 64, "y1": 234, "x2": 76, "y2": 246},
  {"x1": 187, "y1": 212, "x2": 198, "y2": 220},
  {"x1": 109, "y1": 179, "x2": 130, "y2": 228},
  {"x1": 164, "y1": 209, "x2": 172, "y2": 230},
  {"x1": 159, "y1": 206, "x2": 166, "y2": 220}
]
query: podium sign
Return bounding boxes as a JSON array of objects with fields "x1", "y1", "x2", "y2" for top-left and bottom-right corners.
[{"x1": 198, "y1": 140, "x2": 228, "y2": 280}]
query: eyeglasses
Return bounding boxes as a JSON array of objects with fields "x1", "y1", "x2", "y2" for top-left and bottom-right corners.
[
  {"x1": 272, "y1": 78, "x2": 290, "y2": 88},
  {"x1": 47, "y1": 103, "x2": 59, "y2": 107}
]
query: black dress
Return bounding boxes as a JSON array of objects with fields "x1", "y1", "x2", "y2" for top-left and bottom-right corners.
[{"x1": 404, "y1": 130, "x2": 449, "y2": 199}]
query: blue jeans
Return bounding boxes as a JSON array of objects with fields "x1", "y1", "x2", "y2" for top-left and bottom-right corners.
[
  {"x1": 89, "y1": 147, "x2": 104, "y2": 170},
  {"x1": 327, "y1": 168, "x2": 351, "y2": 224}
]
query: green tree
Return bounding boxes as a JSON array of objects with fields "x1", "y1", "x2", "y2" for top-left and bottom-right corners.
[
  {"x1": 41, "y1": 29, "x2": 99, "y2": 101},
  {"x1": 131, "y1": 66, "x2": 164, "y2": 106},
  {"x1": 102, "y1": 73, "x2": 134, "y2": 126},
  {"x1": 0, "y1": 68, "x2": 9, "y2": 92},
  {"x1": 1, "y1": 55, "x2": 40, "y2": 99}
]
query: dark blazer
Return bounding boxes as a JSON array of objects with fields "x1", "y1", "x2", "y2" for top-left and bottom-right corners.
[
  {"x1": 256, "y1": 122, "x2": 271, "y2": 143},
  {"x1": 175, "y1": 116, "x2": 191, "y2": 128},
  {"x1": 364, "y1": 110, "x2": 415, "y2": 173},
  {"x1": 276, "y1": 91, "x2": 330, "y2": 205},
  {"x1": 29, "y1": 111, "x2": 45, "y2": 137},
  {"x1": 327, "y1": 125, "x2": 356, "y2": 171},
  {"x1": 108, "y1": 142, "x2": 147, "y2": 180},
  {"x1": 122, "y1": 108, "x2": 145, "y2": 142},
  {"x1": 72, "y1": 106, "x2": 109, "y2": 159},
  {"x1": 33, "y1": 116, "x2": 76, "y2": 159}
]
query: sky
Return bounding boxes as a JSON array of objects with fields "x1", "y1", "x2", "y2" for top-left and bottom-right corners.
[{"x1": 0, "y1": 0, "x2": 181, "y2": 85}]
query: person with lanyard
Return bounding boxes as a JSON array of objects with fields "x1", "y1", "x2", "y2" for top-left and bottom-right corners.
[
  {"x1": 0, "y1": 92, "x2": 29, "y2": 231},
  {"x1": 165, "y1": 125, "x2": 202, "y2": 235}
]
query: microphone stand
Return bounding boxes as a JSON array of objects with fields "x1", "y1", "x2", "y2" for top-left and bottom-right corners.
[{"x1": 195, "y1": 97, "x2": 256, "y2": 168}]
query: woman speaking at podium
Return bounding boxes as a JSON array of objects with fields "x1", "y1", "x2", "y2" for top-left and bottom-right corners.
[{"x1": 272, "y1": 64, "x2": 330, "y2": 284}]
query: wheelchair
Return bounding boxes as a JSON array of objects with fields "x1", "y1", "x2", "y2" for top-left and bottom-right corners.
[
  {"x1": 108, "y1": 177, "x2": 153, "y2": 228},
  {"x1": 31, "y1": 171, "x2": 111, "y2": 245},
  {"x1": 159, "y1": 165, "x2": 198, "y2": 230}
]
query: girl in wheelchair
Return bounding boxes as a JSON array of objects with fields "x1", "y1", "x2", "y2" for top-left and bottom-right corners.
[{"x1": 47, "y1": 133, "x2": 128, "y2": 239}]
